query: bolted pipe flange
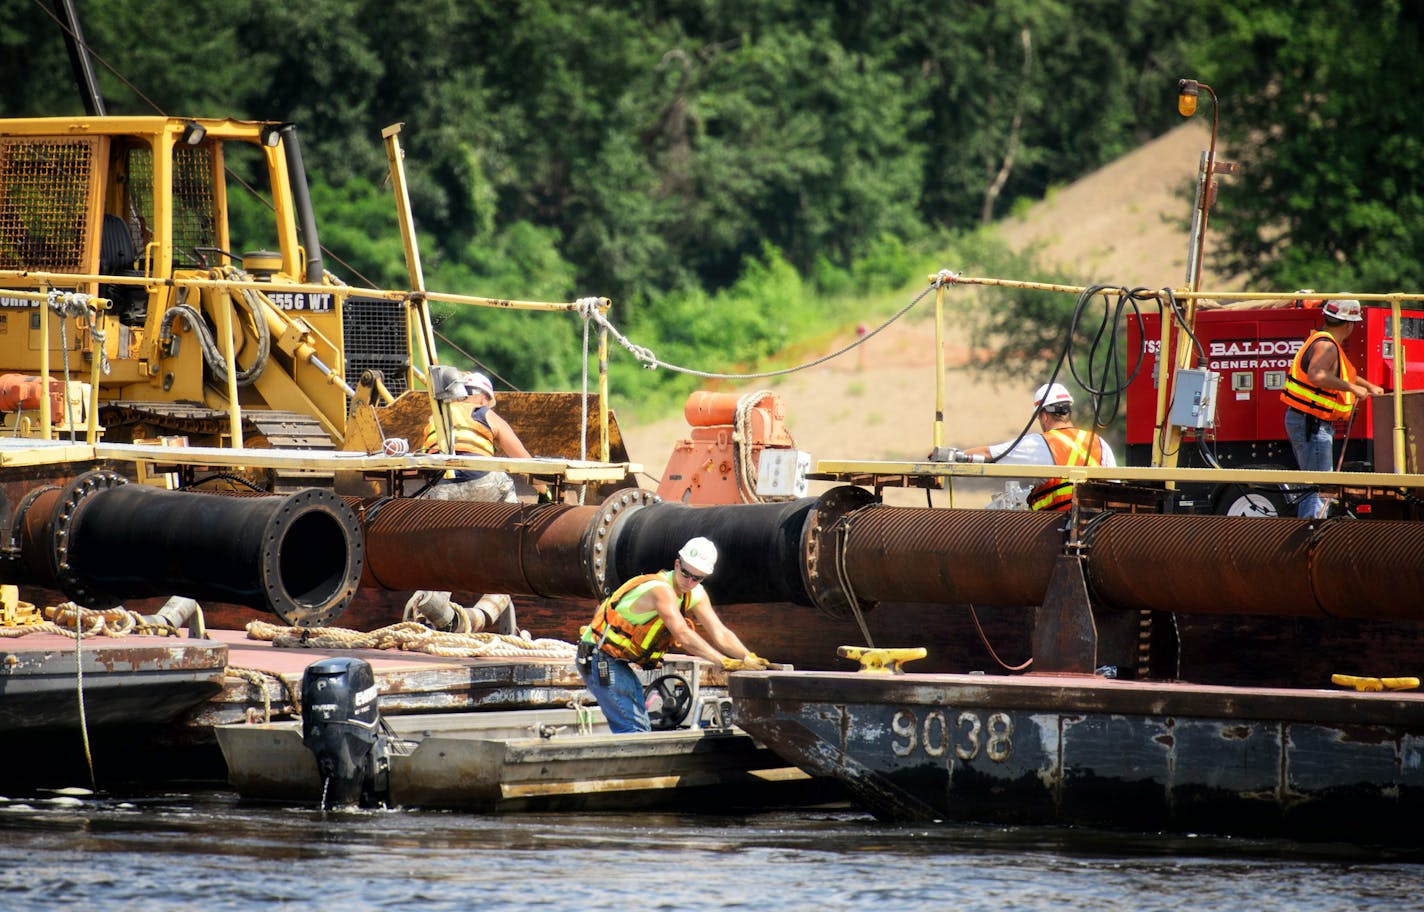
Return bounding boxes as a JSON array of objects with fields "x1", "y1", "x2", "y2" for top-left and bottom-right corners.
[
  {"x1": 803, "y1": 484, "x2": 878, "y2": 620},
  {"x1": 261, "y1": 488, "x2": 365, "y2": 627},
  {"x1": 582, "y1": 488, "x2": 662, "y2": 597},
  {"x1": 50, "y1": 469, "x2": 128, "y2": 610}
]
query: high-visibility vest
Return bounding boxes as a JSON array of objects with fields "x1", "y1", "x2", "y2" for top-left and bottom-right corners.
[
  {"x1": 1027, "y1": 427, "x2": 1105, "y2": 512},
  {"x1": 1280, "y1": 330, "x2": 1356, "y2": 420},
  {"x1": 424, "y1": 403, "x2": 497, "y2": 457},
  {"x1": 582, "y1": 571, "x2": 698, "y2": 668}
]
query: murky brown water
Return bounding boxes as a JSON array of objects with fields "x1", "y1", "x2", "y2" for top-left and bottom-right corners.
[{"x1": 0, "y1": 790, "x2": 1417, "y2": 912}]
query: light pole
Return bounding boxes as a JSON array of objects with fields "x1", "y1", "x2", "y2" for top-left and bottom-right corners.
[
  {"x1": 1179, "y1": 80, "x2": 1236, "y2": 296},
  {"x1": 1153, "y1": 79, "x2": 1237, "y2": 468}
]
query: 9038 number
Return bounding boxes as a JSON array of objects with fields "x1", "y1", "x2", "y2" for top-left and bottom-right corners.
[{"x1": 890, "y1": 709, "x2": 1013, "y2": 762}]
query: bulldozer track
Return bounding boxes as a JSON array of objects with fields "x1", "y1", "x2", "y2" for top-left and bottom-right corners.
[{"x1": 99, "y1": 402, "x2": 336, "y2": 492}]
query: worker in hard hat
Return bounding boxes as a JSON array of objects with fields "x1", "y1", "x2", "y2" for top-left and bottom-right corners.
[
  {"x1": 576, "y1": 537, "x2": 772, "y2": 733},
  {"x1": 1279, "y1": 299, "x2": 1383, "y2": 518},
  {"x1": 421, "y1": 370, "x2": 549, "y2": 503},
  {"x1": 960, "y1": 382, "x2": 1116, "y2": 511}
]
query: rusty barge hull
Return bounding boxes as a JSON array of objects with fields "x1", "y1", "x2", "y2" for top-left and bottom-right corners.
[
  {"x1": 730, "y1": 670, "x2": 1424, "y2": 843},
  {"x1": 0, "y1": 632, "x2": 226, "y2": 732}
]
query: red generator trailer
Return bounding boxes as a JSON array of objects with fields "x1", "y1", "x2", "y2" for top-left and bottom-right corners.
[{"x1": 1124, "y1": 299, "x2": 1424, "y2": 515}]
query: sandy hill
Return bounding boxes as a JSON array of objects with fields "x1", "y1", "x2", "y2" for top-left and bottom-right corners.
[{"x1": 620, "y1": 121, "x2": 1228, "y2": 505}]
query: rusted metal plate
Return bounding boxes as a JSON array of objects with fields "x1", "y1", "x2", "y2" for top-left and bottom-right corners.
[
  {"x1": 190, "y1": 629, "x2": 588, "y2": 726},
  {"x1": 731, "y1": 670, "x2": 1424, "y2": 842},
  {"x1": 0, "y1": 633, "x2": 226, "y2": 731}
]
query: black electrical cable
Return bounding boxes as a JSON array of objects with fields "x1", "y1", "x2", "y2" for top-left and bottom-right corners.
[{"x1": 983, "y1": 284, "x2": 1153, "y2": 464}]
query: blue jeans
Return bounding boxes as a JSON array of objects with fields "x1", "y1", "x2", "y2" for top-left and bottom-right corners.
[
  {"x1": 1284, "y1": 408, "x2": 1332, "y2": 518},
  {"x1": 576, "y1": 655, "x2": 650, "y2": 734}
]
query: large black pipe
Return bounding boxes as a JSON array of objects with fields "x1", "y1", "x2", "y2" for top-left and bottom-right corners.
[
  {"x1": 608, "y1": 498, "x2": 817, "y2": 606},
  {"x1": 11, "y1": 472, "x2": 364, "y2": 626}
]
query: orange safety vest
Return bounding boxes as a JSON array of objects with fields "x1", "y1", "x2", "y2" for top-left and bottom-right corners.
[
  {"x1": 1027, "y1": 427, "x2": 1105, "y2": 512},
  {"x1": 424, "y1": 403, "x2": 497, "y2": 457},
  {"x1": 1279, "y1": 330, "x2": 1356, "y2": 421},
  {"x1": 582, "y1": 571, "x2": 697, "y2": 668}
]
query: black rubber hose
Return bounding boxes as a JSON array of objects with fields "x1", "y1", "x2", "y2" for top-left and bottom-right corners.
[
  {"x1": 66, "y1": 486, "x2": 363, "y2": 626},
  {"x1": 608, "y1": 498, "x2": 817, "y2": 606}
]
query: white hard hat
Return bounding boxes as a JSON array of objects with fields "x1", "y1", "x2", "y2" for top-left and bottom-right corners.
[
  {"x1": 1033, "y1": 383, "x2": 1074, "y2": 408},
  {"x1": 1322, "y1": 299, "x2": 1363, "y2": 322},
  {"x1": 677, "y1": 537, "x2": 718, "y2": 577},
  {"x1": 462, "y1": 371, "x2": 495, "y2": 399}
]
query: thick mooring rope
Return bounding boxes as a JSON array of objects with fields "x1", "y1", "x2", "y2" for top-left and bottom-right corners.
[{"x1": 245, "y1": 620, "x2": 577, "y2": 660}]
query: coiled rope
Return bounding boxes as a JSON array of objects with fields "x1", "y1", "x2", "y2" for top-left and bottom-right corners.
[{"x1": 245, "y1": 619, "x2": 577, "y2": 660}]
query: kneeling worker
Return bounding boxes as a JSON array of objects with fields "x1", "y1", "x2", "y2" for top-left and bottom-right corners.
[{"x1": 576, "y1": 537, "x2": 772, "y2": 733}]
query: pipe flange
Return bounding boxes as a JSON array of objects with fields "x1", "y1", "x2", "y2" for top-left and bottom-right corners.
[
  {"x1": 52, "y1": 469, "x2": 129, "y2": 610},
  {"x1": 9, "y1": 484, "x2": 58, "y2": 557},
  {"x1": 802, "y1": 484, "x2": 878, "y2": 620},
  {"x1": 263, "y1": 488, "x2": 365, "y2": 627},
  {"x1": 583, "y1": 488, "x2": 662, "y2": 597}
]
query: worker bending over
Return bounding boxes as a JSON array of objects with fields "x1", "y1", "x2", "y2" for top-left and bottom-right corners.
[
  {"x1": 576, "y1": 537, "x2": 772, "y2": 733},
  {"x1": 960, "y1": 382, "x2": 1115, "y2": 511}
]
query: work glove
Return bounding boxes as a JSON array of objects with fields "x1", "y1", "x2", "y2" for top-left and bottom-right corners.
[
  {"x1": 722, "y1": 653, "x2": 778, "y2": 672},
  {"x1": 537, "y1": 488, "x2": 556, "y2": 504}
]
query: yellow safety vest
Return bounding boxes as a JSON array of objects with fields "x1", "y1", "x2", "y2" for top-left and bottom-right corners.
[
  {"x1": 582, "y1": 571, "x2": 697, "y2": 668},
  {"x1": 424, "y1": 403, "x2": 497, "y2": 457},
  {"x1": 1280, "y1": 330, "x2": 1356, "y2": 420},
  {"x1": 1027, "y1": 427, "x2": 1105, "y2": 512}
]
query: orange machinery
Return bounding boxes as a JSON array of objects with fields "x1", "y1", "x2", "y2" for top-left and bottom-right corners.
[{"x1": 655, "y1": 390, "x2": 802, "y2": 505}]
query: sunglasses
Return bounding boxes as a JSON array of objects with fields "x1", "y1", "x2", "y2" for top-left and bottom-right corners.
[{"x1": 677, "y1": 563, "x2": 706, "y2": 584}]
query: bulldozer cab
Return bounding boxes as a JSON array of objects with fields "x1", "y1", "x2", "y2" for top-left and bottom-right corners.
[{"x1": 0, "y1": 116, "x2": 414, "y2": 448}]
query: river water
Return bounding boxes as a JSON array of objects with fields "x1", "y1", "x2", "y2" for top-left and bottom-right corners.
[{"x1": 0, "y1": 790, "x2": 1418, "y2": 912}]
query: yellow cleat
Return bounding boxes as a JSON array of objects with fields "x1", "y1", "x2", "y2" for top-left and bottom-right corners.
[
  {"x1": 1331, "y1": 673, "x2": 1420, "y2": 692},
  {"x1": 837, "y1": 645, "x2": 927, "y2": 674}
]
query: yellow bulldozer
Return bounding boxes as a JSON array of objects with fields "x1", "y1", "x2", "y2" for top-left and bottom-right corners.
[{"x1": 0, "y1": 114, "x2": 633, "y2": 493}]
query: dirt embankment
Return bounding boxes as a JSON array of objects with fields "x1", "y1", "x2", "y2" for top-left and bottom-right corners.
[{"x1": 620, "y1": 122, "x2": 1229, "y2": 506}]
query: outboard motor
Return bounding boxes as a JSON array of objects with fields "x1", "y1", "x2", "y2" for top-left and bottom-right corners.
[{"x1": 300, "y1": 657, "x2": 391, "y2": 808}]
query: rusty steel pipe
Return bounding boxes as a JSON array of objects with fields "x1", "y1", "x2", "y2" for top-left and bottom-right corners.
[
  {"x1": 1080, "y1": 514, "x2": 1424, "y2": 620},
  {"x1": 1309, "y1": 520, "x2": 1424, "y2": 618},
  {"x1": 839, "y1": 506, "x2": 1067, "y2": 608},
  {"x1": 360, "y1": 499, "x2": 600, "y2": 599},
  {"x1": 1086, "y1": 514, "x2": 1321, "y2": 616}
]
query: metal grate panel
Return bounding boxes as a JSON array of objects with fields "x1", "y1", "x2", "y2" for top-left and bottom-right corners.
[
  {"x1": 0, "y1": 137, "x2": 97, "y2": 272},
  {"x1": 343, "y1": 295, "x2": 409, "y2": 394},
  {"x1": 127, "y1": 145, "x2": 218, "y2": 265}
]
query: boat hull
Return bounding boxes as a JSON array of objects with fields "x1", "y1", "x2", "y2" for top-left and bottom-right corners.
[
  {"x1": 730, "y1": 670, "x2": 1424, "y2": 842},
  {"x1": 216, "y1": 709, "x2": 837, "y2": 813}
]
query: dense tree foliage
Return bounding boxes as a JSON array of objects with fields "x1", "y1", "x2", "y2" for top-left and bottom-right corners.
[
  {"x1": 26, "y1": 1, "x2": 1419, "y2": 415},
  {"x1": 1193, "y1": 0, "x2": 1424, "y2": 293}
]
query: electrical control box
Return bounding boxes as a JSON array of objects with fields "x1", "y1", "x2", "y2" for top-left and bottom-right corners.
[
  {"x1": 1169, "y1": 368, "x2": 1220, "y2": 429},
  {"x1": 756, "y1": 449, "x2": 812, "y2": 498}
]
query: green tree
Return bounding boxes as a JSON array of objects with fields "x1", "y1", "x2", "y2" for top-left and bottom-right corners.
[{"x1": 1194, "y1": 0, "x2": 1424, "y2": 292}]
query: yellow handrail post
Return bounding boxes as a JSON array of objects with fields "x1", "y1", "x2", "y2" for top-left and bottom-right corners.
[
  {"x1": 1391, "y1": 297, "x2": 1407, "y2": 473},
  {"x1": 1150, "y1": 295, "x2": 1176, "y2": 468},
  {"x1": 932, "y1": 282, "x2": 946, "y2": 453},
  {"x1": 39, "y1": 285, "x2": 51, "y2": 440},
  {"x1": 598, "y1": 299, "x2": 610, "y2": 463},
  {"x1": 213, "y1": 280, "x2": 244, "y2": 449},
  {"x1": 382, "y1": 122, "x2": 447, "y2": 454}
]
